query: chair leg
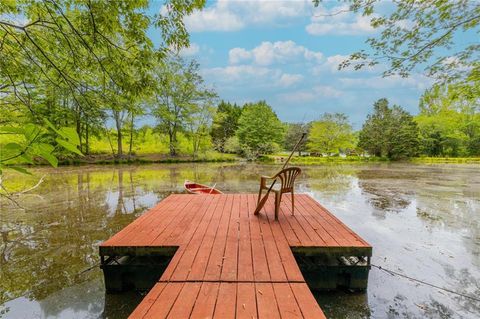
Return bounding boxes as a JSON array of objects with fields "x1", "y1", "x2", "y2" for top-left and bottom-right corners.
[
  {"x1": 291, "y1": 191, "x2": 295, "y2": 216},
  {"x1": 257, "y1": 187, "x2": 263, "y2": 205},
  {"x1": 275, "y1": 192, "x2": 282, "y2": 221}
]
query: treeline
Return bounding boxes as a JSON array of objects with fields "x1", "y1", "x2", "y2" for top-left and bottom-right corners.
[{"x1": 210, "y1": 84, "x2": 480, "y2": 160}]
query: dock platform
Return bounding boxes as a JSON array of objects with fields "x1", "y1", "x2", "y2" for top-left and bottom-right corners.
[{"x1": 100, "y1": 194, "x2": 372, "y2": 318}]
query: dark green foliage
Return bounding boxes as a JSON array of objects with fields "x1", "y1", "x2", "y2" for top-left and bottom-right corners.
[
  {"x1": 211, "y1": 101, "x2": 242, "y2": 152},
  {"x1": 284, "y1": 123, "x2": 309, "y2": 155},
  {"x1": 236, "y1": 101, "x2": 285, "y2": 157},
  {"x1": 359, "y1": 99, "x2": 419, "y2": 159}
]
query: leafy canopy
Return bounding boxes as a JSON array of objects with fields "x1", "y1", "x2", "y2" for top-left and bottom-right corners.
[
  {"x1": 324, "y1": 0, "x2": 480, "y2": 84},
  {"x1": 236, "y1": 101, "x2": 285, "y2": 156},
  {"x1": 359, "y1": 98, "x2": 419, "y2": 159},
  {"x1": 307, "y1": 113, "x2": 354, "y2": 154}
]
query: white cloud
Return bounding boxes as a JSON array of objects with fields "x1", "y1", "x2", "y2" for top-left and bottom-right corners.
[
  {"x1": 184, "y1": 0, "x2": 309, "y2": 32},
  {"x1": 276, "y1": 73, "x2": 303, "y2": 87},
  {"x1": 179, "y1": 43, "x2": 200, "y2": 56},
  {"x1": 277, "y1": 85, "x2": 343, "y2": 103},
  {"x1": 202, "y1": 65, "x2": 280, "y2": 83},
  {"x1": 306, "y1": 4, "x2": 376, "y2": 36},
  {"x1": 229, "y1": 41, "x2": 323, "y2": 66},
  {"x1": 229, "y1": 48, "x2": 252, "y2": 64}
]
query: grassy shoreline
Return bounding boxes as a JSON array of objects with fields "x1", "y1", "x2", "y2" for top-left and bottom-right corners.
[{"x1": 6, "y1": 153, "x2": 480, "y2": 168}]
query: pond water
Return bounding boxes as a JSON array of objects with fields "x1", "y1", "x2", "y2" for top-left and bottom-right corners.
[{"x1": 0, "y1": 163, "x2": 479, "y2": 319}]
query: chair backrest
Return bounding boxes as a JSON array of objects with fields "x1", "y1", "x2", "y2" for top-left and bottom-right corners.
[{"x1": 274, "y1": 167, "x2": 301, "y2": 193}]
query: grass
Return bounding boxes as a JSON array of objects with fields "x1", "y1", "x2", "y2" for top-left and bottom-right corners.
[
  {"x1": 411, "y1": 157, "x2": 480, "y2": 164},
  {"x1": 263, "y1": 154, "x2": 388, "y2": 165}
]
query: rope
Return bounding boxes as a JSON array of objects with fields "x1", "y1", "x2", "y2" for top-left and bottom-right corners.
[{"x1": 371, "y1": 264, "x2": 480, "y2": 302}]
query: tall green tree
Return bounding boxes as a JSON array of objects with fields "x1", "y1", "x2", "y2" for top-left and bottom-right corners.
[
  {"x1": 0, "y1": 0, "x2": 207, "y2": 165},
  {"x1": 416, "y1": 83, "x2": 480, "y2": 156},
  {"x1": 210, "y1": 101, "x2": 242, "y2": 152},
  {"x1": 307, "y1": 113, "x2": 354, "y2": 155},
  {"x1": 152, "y1": 56, "x2": 217, "y2": 156},
  {"x1": 236, "y1": 101, "x2": 284, "y2": 157},
  {"x1": 359, "y1": 98, "x2": 419, "y2": 159},
  {"x1": 284, "y1": 123, "x2": 309, "y2": 155}
]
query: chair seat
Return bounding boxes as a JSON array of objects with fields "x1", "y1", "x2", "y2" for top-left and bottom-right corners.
[{"x1": 257, "y1": 167, "x2": 301, "y2": 220}]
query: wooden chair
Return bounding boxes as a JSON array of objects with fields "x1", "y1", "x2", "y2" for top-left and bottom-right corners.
[{"x1": 257, "y1": 167, "x2": 302, "y2": 220}]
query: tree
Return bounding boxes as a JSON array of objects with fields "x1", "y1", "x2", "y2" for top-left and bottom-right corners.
[
  {"x1": 152, "y1": 56, "x2": 217, "y2": 156},
  {"x1": 359, "y1": 98, "x2": 419, "y2": 159},
  {"x1": 210, "y1": 101, "x2": 242, "y2": 152},
  {"x1": 284, "y1": 123, "x2": 309, "y2": 155},
  {"x1": 236, "y1": 101, "x2": 285, "y2": 157},
  {"x1": 331, "y1": 0, "x2": 480, "y2": 84},
  {"x1": 186, "y1": 103, "x2": 216, "y2": 159},
  {"x1": 307, "y1": 113, "x2": 354, "y2": 155},
  {"x1": 0, "y1": 0, "x2": 207, "y2": 164},
  {"x1": 416, "y1": 83, "x2": 480, "y2": 156}
]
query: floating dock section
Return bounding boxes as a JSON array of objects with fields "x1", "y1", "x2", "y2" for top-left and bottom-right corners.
[{"x1": 100, "y1": 194, "x2": 372, "y2": 318}]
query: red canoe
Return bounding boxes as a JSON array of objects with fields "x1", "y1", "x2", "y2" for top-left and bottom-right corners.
[{"x1": 184, "y1": 180, "x2": 223, "y2": 194}]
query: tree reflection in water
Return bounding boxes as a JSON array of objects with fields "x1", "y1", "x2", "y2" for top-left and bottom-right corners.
[{"x1": 0, "y1": 163, "x2": 479, "y2": 319}]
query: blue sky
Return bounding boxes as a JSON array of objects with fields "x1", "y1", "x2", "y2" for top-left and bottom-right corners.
[{"x1": 148, "y1": 0, "x2": 437, "y2": 128}]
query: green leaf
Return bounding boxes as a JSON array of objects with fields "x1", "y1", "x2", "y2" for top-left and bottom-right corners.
[
  {"x1": 39, "y1": 151, "x2": 58, "y2": 167},
  {"x1": 24, "y1": 124, "x2": 41, "y2": 142},
  {"x1": 0, "y1": 127, "x2": 24, "y2": 134},
  {"x1": 2, "y1": 143, "x2": 23, "y2": 151},
  {"x1": 9, "y1": 166, "x2": 32, "y2": 175},
  {"x1": 44, "y1": 118, "x2": 62, "y2": 136},
  {"x1": 20, "y1": 154, "x2": 34, "y2": 164},
  {"x1": 36, "y1": 143, "x2": 55, "y2": 154},
  {"x1": 56, "y1": 138, "x2": 83, "y2": 156},
  {"x1": 59, "y1": 127, "x2": 80, "y2": 145}
]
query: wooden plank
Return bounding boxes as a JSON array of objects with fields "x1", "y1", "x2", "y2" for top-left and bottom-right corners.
[
  {"x1": 142, "y1": 282, "x2": 184, "y2": 319},
  {"x1": 263, "y1": 199, "x2": 304, "y2": 282},
  {"x1": 123, "y1": 195, "x2": 194, "y2": 246},
  {"x1": 236, "y1": 283, "x2": 257, "y2": 319},
  {"x1": 166, "y1": 282, "x2": 202, "y2": 319},
  {"x1": 213, "y1": 283, "x2": 236, "y2": 319},
  {"x1": 290, "y1": 283, "x2": 326, "y2": 319},
  {"x1": 187, "y1": 195, "x2": 228, "y2": 280},
  {"x1": 101, "y1": 193, "x2": 372, "y2": 319},
  {"x1": 248, "y1": 195, "x2": 271, "y2": 282},
  {"x1": 128, "y1": 282, "x2": 166, "y2": 319},
  {"x1": 297, "y1": 195, "x2": 351, "y2": 247},
  {"x1": 161, "y1": 196, "x2": 221, "y2": 281},
  {"x1": 272, "y1": 283, "x2": 302, "y2": 319},
  {"x1": 190, "y1": 282, "x2": 220, "y2": 319},
  {"x1": 151, "y1": 195, "x2": 208, "y2": 246},
  {"x1": 204, "y1": 194, "x2": 234, "y2": 280},
  {"x1": 220, "y1": 194, "x2": 240, "y2": 281},
  {"x1": 308, "y1": 197, "x2": 370, "y2": 247},
  {"x1": 255, "y1": 283, "x2": 281, "y2": 319},
  {"x1": 237, "y1": 194, "x2": 254, "y2": 282},
  {"x1": 254, "y1": 196, "x2": 288, "y2": 282},
  {"x1": 275, "y1": 196, "x2": 314, "y2": 247},
  {"x1": 101, "y1": 195, "x2": 176, "y2": 247},
  {"x1": 288, "y1": 195, "x2": 339, "y2": 246}
]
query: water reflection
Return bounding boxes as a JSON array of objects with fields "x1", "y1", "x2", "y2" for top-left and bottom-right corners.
[{"x1": 0, "y1": 163, "x2": 479, "y2": 318}]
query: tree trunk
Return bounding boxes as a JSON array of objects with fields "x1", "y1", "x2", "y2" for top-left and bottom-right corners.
[
  {"x1": 85, "y1": 122, "x2": 90, "y2": 155},
  {"x1": 114, "y1": 110, "x2": 123, "y2": 157},
  {"x1": 169, "y1": 128, "x2": 177, "y2": 156},
  {"x1": 75, "y1": 106, "x2": 82, "y2": 153},
  {"x1": 129, "y1": 112, "x2": 134, "y2": 157}
]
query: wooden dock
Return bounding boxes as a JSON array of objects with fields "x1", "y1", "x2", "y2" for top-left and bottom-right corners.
[{"x1": 100, "y1": 194, "x2": 372, "y2": 318}]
